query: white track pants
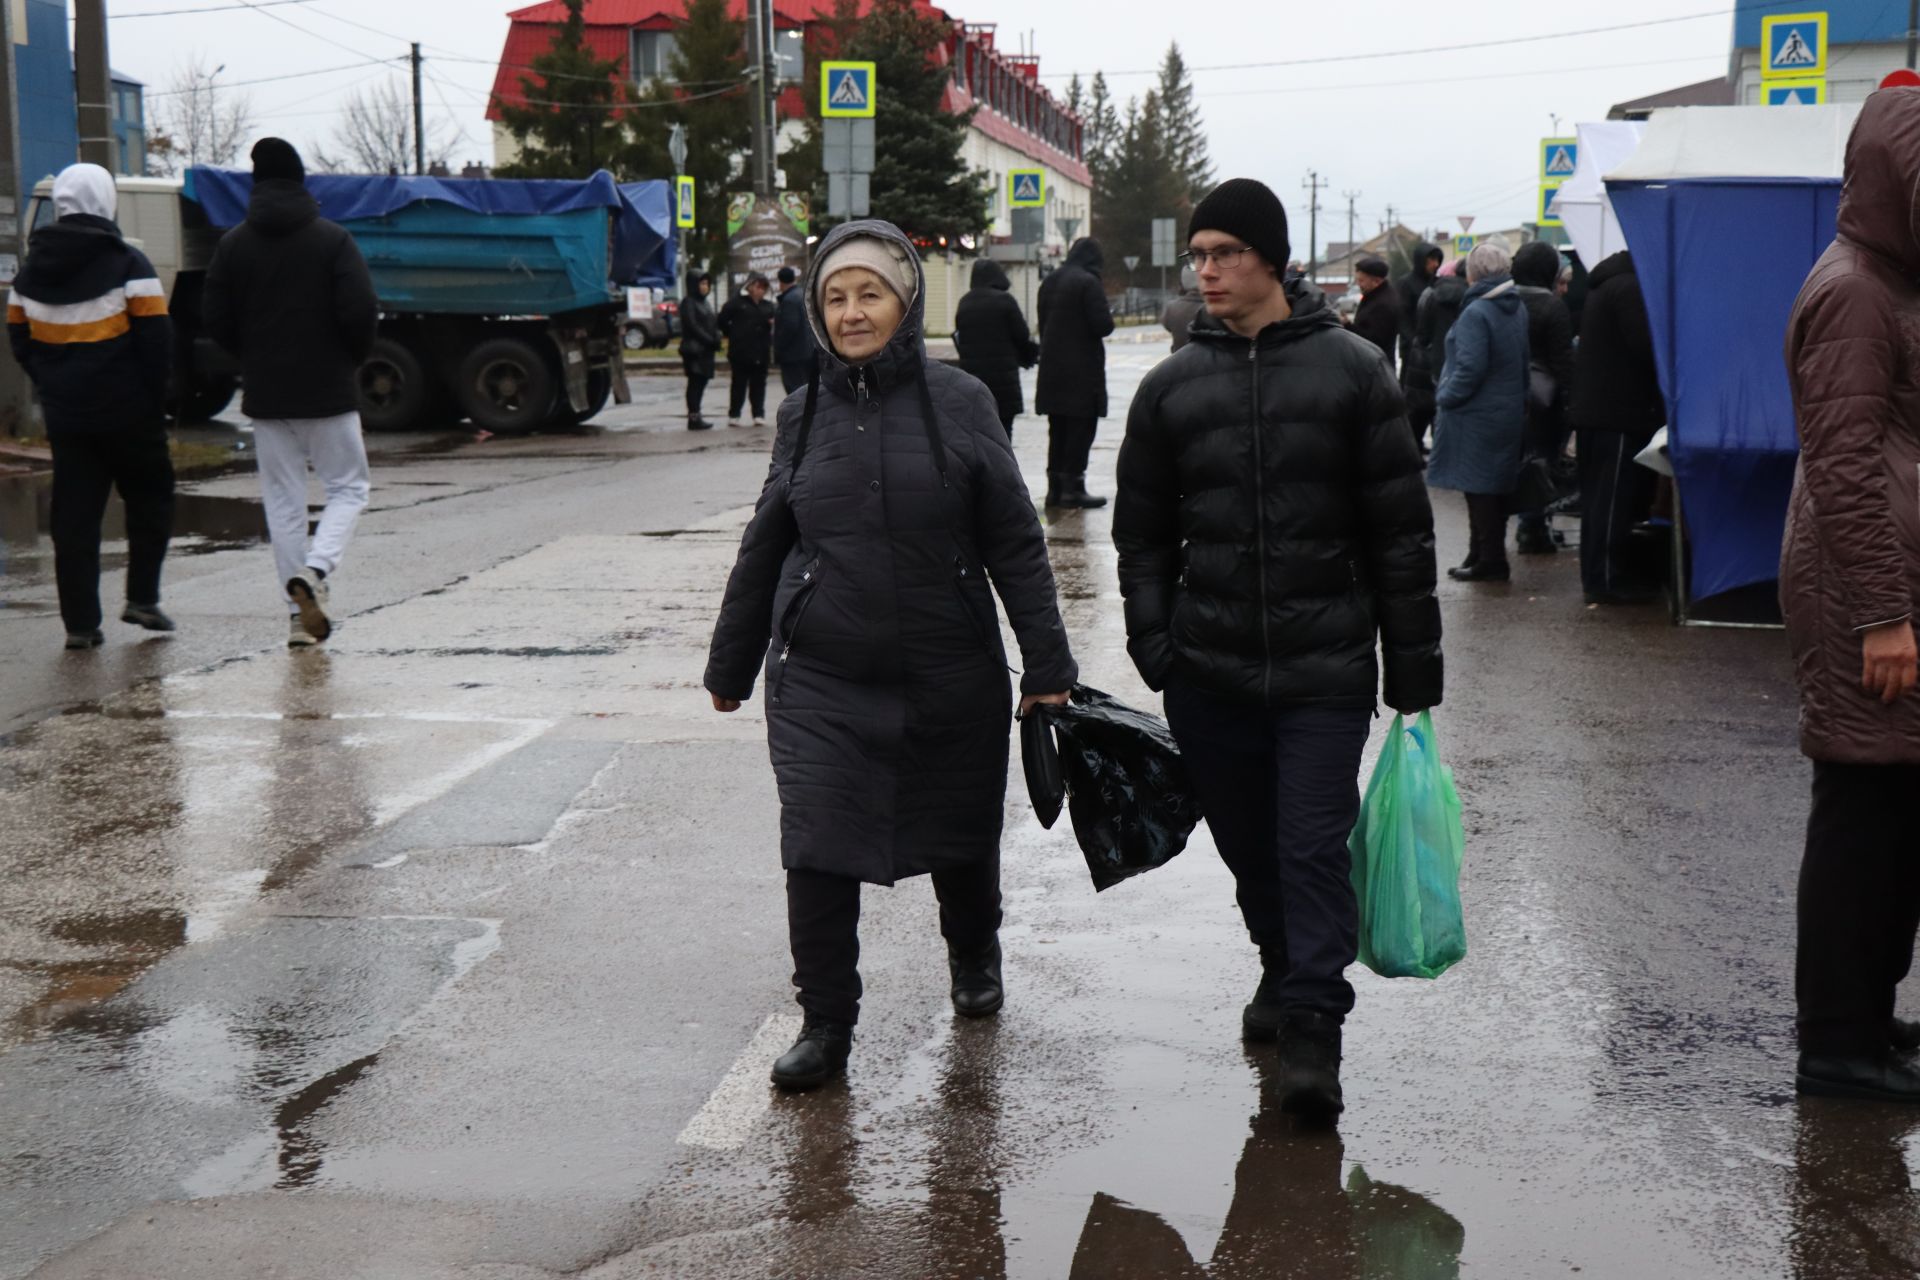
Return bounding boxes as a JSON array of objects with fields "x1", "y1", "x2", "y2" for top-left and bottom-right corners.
[{"x1": 252, "y1": 413, "x2": 371, "y2": 612}]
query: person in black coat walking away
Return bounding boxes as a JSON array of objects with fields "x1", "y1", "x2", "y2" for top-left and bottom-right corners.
[
  {"x1": 1413, "y1": 259, "x2": 1471, "y2": 451},
  {"x1": 1160, "y1": 265, "x2": 1205, "y2": 352},
  {"x1": 7, "y1": 164, "x2": 175, "y2": 649},
  {"x1": 679, "y1": 272, "x2": 719, "y2": 431},
  {"x1": 1510, "y1": 240, "x2": 1576, "y2": 556},
  {"x1": 705, "y1": 220, "x2": 1077, "y2": 1092},
  {"x1": 1568, "y1": 251, "x2": 1664, "y2": 605},
  {"x1": 1035, "y1": 237, "x2": 1115, "y2": 508},
  {"x1": 203, "y1": 138, "x2": 378, "y2": 649},
  {"x1": 952, "y1": 257, "x2": 1037, "y2": 437},
  {"x1": 718, "y1": 274, "x2": 776, "y2": 427},
  {"x1": 1349, "y1": 256, "x2": 1400, "y2": 365},
  {"x1": 773, "y1": 265, "x2": 818, "y2": 395},
  {"x1": 1395, "y1": 242, "x2": 1444, "y2": 449},
  {"x1": 1113, "y1": 178, "x2": 1443, "y2": 1119}
]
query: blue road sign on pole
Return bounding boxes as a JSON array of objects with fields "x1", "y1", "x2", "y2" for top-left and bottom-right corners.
[
  {"x1": 1008, "y1": 168, "x2": 1045, "y2": 208},
  {"x1": 675, "y1": 175, "x2": 696, "y2": 228},
  {"x1": 821, "y1": 61, "x2": 877, "y2": 118},
  {"x1": 1761, "y1": 12, "x2": 1828, "y2": 79},
  {"x1": 1540, "y1": 138, "x2": 1578, "y2": 181},
  {"x1": 1766, "y1": 78, "x2": 1827, "y2": 105}
]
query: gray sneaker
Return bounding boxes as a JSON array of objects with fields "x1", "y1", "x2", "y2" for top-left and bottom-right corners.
[
  {"x1": 286, "y1": 569, "x2": 331, "y2": 642},
  {"x1": 288, "y1": 616, "x2": 320, "y2": 648}
]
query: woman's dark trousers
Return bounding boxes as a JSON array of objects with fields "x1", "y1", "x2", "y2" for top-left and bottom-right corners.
[
  {"x1": 49, "y1": 431, "x2": 174, "y2": 634},
  {"x1": 1163, "y1": 682, "x2": 1372, "y2": 1021},
  {"x1": 728, "y1": 360, "x2": 769, "y2": 420},
  {"x1": 683, "y1": 368, "x2": 710, "y2": 419},
  {"x1": 1577, "y1": 427, "x2": 1657, "y2": 597},
  {"x1": 1046, "y1": 416, "x2": 1097, "y2": 475},
  {"x1": 786, "y1": 858, "x2": 1003, "y2": 1026},
  {"x1": 1797, "y1": 761, "x2": 1920, "y2": 1057},
  {"x1": 998, "y1": 409, "x2": 1016, "y2": 439},
  {"x1": 1464, "y1": 492, "x2": 1510, "y2": 570}
]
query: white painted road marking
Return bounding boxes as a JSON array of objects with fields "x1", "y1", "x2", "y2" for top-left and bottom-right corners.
[{"x1": 676, "y1": 1012, "x2": 805, "y2": 1151}]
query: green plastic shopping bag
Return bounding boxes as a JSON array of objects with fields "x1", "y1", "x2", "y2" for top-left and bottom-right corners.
[{"x1": 1348, "y1": 711, "x2": 1467, "y2": 979}]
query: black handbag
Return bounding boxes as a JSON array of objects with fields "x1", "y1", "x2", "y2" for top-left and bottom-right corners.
[{"x1": 1509, "y1": 454, "x2": 1559, "y2": 514}]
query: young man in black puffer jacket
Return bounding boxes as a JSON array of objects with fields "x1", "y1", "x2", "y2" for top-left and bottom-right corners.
[{"x1": 1113, "y1": 178, "x2": 1443, "y2": 1120}]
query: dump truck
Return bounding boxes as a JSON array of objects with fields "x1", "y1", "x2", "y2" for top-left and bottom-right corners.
[{"x1": 26, "y1": 170, "x2": 676, "y2": 433}]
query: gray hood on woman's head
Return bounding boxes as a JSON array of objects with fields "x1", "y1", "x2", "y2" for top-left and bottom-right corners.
[{"x1": 803, "y1": 219, "x2": 928, "y2": 397}]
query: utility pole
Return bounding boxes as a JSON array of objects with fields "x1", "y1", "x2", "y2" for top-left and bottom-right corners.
[
  {"x1": 1384, "y1": 203, "x2": 1401, "y2": 267},
  {"x1": 1301, "y1": 170, "x2": 1326, "y2": 279},
  {"x1": 74, "y1": 0, "x2": 113, "y2": 169},
  {"x1": 745, "y1": 0, "x2": 775, "y2": 196},
  {"x1": 1342, "y1": 189, "x2": 1360, "y2": 278},
  {"x1": 411, "y1": 43, "x2": 425, "y2": 176},
  {"x1": 0, "y1": 0, "x2": 28, "y2": 435}
]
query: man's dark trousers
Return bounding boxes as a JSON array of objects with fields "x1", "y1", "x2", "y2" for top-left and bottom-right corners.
[
  {"x1": 1577, "y1": 427, "x2": 1657, "y2": 596},
  {"x1": 1798, "y1": 761, "x2": 1920, "y2": 1057},
  {"x1": 786, "y1": 856, "x2": 1002, "y2": 1026},
  {"x1": 728, "y1": 360, "x2": 769, "y2": 420},
  {"x1": 1163, "y1": 681, "x2": 1372, "y2": 1020},
  {"x1": 48, "y1": 430, "x2": 174, "y2": 633},
  {"x1": 780, "y1": 363, "x2": 811, "y2": 396},
  {"x1": 1046, "y1": 415, "x2": 1097, "y2": 475}
]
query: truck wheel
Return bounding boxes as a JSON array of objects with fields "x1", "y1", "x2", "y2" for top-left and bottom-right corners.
[
  {"x1": 455, "y1": 337, "x2": 556, "y2": 433},
  {"x1": 358, "y1": 337, "x2": 444, "y2": 432},
  {"x1": 175, "y1": 374, "x2": 238, "y2": 424},
  {"x1": 552, "y1": 368, "x2": 613, "y2": 427}
]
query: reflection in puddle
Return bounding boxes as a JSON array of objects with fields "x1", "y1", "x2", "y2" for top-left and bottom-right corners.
[{"x1": 0, "y1": 474, "x2": 269, "y2": 585}]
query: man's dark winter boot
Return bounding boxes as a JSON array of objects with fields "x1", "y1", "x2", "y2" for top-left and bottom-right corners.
[
  {"x1": 1043, "y1": 473, "x2": 1067, "y2": 508},
  {"x1": 1796, "y1": 1051, "x2": 1920, "y2": 1103},
  {"x1": 1242, "y1": 946, "x2": 1288, "y2": 1042},
  {"x1": 63, "y1": 629, "x2": 104, "y2": 651},
  {"x1": 1447, "y1": 561, "x2": 1511, "y2": 583},
  {"x1": 949, "y1": 939, "x2": 1004, "y2": 1017},
  {"x1": 1893, "y1": 1018, "x2": 1920, "y2": 1054},
  {"x1": 1276, "y1": 1011, "x2": 1345, "y2": 1119},
  {"x1": 688, "y1": 417, "x2": 714, "y2": 432},
  {"x1": 771, "y1": 1015, "x2": 853, "y2": 1091},
  {"x1": 121, "y1": 603, "x2": 176, "y2": 632},
  {"x1": 1055, "y1": 475, "x2": 1108, "y2": 509},
  {"x1": 1515, "y1": 523, "x2": 1558, "y2": 555}
]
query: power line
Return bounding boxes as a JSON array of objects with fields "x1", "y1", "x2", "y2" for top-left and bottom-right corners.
[
  {"x1": 1044, "y1": 1, "x2": 1814, "y2": 79},
  {"x1": 1196, "y1": 52, "x2": 1726, "y2": 100},
  {"x1": 228, "y1": 0, "x2": 389, "y2": 63},
  {"x1": 145, "y1": 57, "x2": 400, "y2": 97},
  {"x1": 108, "y1": 0, "x2": 316, "y2": 16}
]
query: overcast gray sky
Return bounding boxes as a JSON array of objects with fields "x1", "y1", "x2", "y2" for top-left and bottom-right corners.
[{"x1": 106, "y1": 0, "x2": 1737, "y2": 250}]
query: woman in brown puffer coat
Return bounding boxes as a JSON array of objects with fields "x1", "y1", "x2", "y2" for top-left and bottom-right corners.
[{"x1": 1781, "y1": 88, "x2": 1920, "y2": 1105}]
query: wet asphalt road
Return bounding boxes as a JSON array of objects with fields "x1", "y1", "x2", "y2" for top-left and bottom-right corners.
[{"x1": 0, "y1": 343, "x2": 1909, "y2": 1279}]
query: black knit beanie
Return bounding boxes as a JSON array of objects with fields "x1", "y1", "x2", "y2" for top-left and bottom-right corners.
[
  {"x1": 1355, "y1": 255, "x2": 1390, "y2": 279},
  {"x1": 1188, "y1": 178, "x2": 1290, "y2": 274},
  {"x1": 251, "y1": 137, "x2": 305, "y2": 183},
  {"x1": 1512, "y1": 240, "x2": 1562, "y2": 288}
]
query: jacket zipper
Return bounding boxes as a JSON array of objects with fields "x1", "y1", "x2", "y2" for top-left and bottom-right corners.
[
  {"x1": 770, "y1": 565, "x2": 819, "y2": 703},
  {"x1": 1250, "y1": 336, "x2": 1273, "y2": 705}
]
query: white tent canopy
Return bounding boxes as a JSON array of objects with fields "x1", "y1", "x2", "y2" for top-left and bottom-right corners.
[
  {"x1": 1605, "y1": 103, "x2": 1861, "y2": 182},
  {"x1": 1557, "y1": 121, "x2": 1644, "y2": 268}
]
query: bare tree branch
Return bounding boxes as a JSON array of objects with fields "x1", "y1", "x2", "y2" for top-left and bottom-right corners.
[
  {"x1": 311, "y1": 78, "x2": 457, "y2": 175},
  {"x1": 146, "y1": 54, "x2": 254, "y2": 175}
]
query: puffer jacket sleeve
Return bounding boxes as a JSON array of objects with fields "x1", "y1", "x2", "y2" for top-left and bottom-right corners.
[
  {"x1": 1112, "y1": 367, "x2": 1179, "y2": 690},
  {"x1": 704, "y1": 412, "x2": 802, "y2": 700},
  {"x1": 1082, "y1": 271, "x2": 1116, "y2": 340},
  {"x1": 1435, "y1": 304, "x2": 1488, "y2": 409},
  {"x1": 1355, "y1": 357, "x2": 1444, "y2": 711},
  {"x1": 1790, "y1": 277, "x2": 1912, "y2": 630},
  {"x1": 331, "y1": 231, "x2": 379, "y2": 364},
  {"x1": 964, "y1": 382, "x2": 1078, "y2": 694},
  {"x1": 125, "y1": 248, "x2": 173, "y2": 409}
]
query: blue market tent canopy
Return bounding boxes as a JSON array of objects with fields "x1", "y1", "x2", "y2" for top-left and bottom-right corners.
[{"x1": 1605, "y1": 104, "x2": 1859, "y2": 604}]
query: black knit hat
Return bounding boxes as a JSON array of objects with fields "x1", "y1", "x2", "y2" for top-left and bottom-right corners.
[
  {"x1": 777, "y1": 266, "x2": 797, "y2": 284},
  {"x1": 1511, "y1": 239, "x2": 1562, "y2": 288},
  {"x1": 1355, "y1": 255, "x2": 1390, "y2": 279},
  {"x1": 251, "y1": 137, "x2": 305, "y2": 183},
  {"x1": 1189, "y1": 178, "x2": 1290, "y2": 274}
]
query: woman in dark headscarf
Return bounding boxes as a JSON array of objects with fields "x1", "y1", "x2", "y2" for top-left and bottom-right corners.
[
  {"x1": 705, "y1": 220, "x2": 1077, "y2": 1091},
  {"x1": 678, "y1": 272, "x2": 718, "y2": 431}
]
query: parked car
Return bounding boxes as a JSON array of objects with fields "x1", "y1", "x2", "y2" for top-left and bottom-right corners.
[{"x1": 623, "y1": 295, "x2": 680, "y2": 350}]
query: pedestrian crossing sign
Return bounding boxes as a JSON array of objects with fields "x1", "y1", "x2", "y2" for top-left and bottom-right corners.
[
  {"x1": 1540, "y1": 137, "x2": 1578, "y2": 182},
  {"x1": 1766, "y1": 77, "x2": 1827, "y2": 106},
  {"x1": 1008, "y1": 168, "x2": 1045, "y2": 208},
  {"x1": 1538, "y1": 182, "x2": 1565, "y2": 228},
  {"x1": 1762, "y1": 13, "x2": 1827, "y2": 80},
  {"x1": 821, "y1": 61, "x2": 877, "y2": 118},
  {"x1": 675, "y1": 175, "x2": 696, "y2": 228},
  {"x1": 1453, "y1": 233, "x2": 1475, "y2": 257}
]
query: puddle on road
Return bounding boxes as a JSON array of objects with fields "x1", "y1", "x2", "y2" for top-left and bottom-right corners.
[{"x1": 0, "y1": 472, "x2": 269, "y2": 584}]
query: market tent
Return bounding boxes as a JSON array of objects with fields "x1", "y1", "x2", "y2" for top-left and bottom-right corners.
[
  {"x1": 1605, "y1": 103, "x2": 1859, "y2": 606},
  {"x1": 1557, "y1": 121, "x2": 1643, "y2": 269}
]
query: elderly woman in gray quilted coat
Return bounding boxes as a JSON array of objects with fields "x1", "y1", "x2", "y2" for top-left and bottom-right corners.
[{"x1": 705, "y1": 220, "x2": 1077, "y2": 1091}]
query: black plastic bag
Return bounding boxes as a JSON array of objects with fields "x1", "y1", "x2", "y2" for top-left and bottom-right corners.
[{"x1": 1022, "y1": 684, "x2": 1202, "y2": 891}]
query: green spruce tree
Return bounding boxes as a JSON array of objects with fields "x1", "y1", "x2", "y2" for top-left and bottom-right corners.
[
  {"x1": 493, "y1": 0, "x2": 627, "y2": 178},
  {"x1": 1095, "y1": 91, "x2": 1184, "y2": 287},
  {"x1": 622, "y1": 0, "x2": 751, "y2": 273},
  {"x1": 1155, "y1": 43, "x2": 1212, "y2": 203},
  {"x1": 781, "y1": 0, "x2": 861, "y2": 225},
  {"x1": 842, "y1": 0, "x2": 989, "y2": 247}
]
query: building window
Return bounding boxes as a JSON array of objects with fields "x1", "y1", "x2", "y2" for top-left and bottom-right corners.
[
  {"x1": 772, "y1": 28, "x2": 802, "y2": 83},
  {"x1": 631, "y1": 29, "x2": 678, "y2": 83}
]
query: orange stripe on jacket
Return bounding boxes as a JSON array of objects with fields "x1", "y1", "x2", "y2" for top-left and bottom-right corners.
[
  {"x1": 28, "y1": 313, "x2": 131, "y2": 344},
  {"x1": 126, "y1": 294, "x2": 168, "y2": 317},
  {"x1": 6, "y1": 305, "x2": 22, "y2": 324}
]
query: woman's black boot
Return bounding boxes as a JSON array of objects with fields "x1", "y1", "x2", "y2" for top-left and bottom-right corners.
[
  {"x1": 1276, "y1": 1010, "x2": 1344, "y2": 1119},
  {"x1": 771, "y1": 1015, "x2": 854, "y2": 1090},
  {"x1": 1242, "y1": 945, "x2": 1288, "y2": 1042},
  {"x1": 949, "y1": 939, "x2": 1004, "y2": 1017}
]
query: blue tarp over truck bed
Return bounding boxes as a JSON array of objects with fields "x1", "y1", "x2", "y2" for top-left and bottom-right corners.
[{"x1": 183, "y1": 169, "x2": 676, "y2": 316}]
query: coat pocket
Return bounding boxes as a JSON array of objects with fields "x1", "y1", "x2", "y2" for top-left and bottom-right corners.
[
  {"x1": 952, "y1": 555, "x2": 1006, "y2": 667},
  {"x1": 770, "y1": 559, "x2": 822, "y2": 704}
]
